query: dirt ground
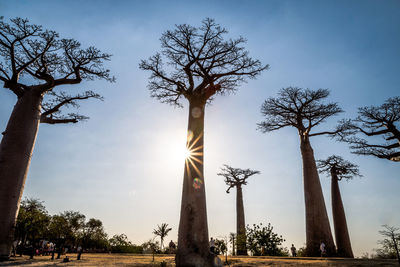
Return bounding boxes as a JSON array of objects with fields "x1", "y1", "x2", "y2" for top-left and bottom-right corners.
[{"x1": 0, "y1": 253, "x2": 398, "y2": 266}]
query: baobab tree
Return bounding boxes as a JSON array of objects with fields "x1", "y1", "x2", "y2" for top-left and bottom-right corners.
[
  {"x1": 340, "y1": 97, "x2": 400, "y2": 162},
  {"x1": 217, "y1": 164, "x2": 260, "y2": 255},
  {"x1": 140, "y1": 18, "x2": 268, "y2": 266},
  {"x1": 153, "y1": 223, "x2": 172, "y2": 252},
  {"x1": 258, "y1": 87, "x2": 349, "y2": 256},
  {"x1": 317, "y1": 155, "x2": 362, "y2": 258},
  {"x1": 0, "y1": 17, "x2": 113, "y2": 260}
]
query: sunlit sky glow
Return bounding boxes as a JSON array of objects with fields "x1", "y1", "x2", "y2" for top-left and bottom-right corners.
[{"x1": 1, "y1": 0, "x2": 399, "y2": 256}]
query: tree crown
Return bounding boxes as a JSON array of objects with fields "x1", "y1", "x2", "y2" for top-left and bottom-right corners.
[
  {"x1": 0, "y1": 17, "x2": 114, "y2": 124},
  {"x1": 140, "y1": 18, "x2": 268, "y2": 107},
  {"x1": 258, "y1": 87, "x2": 347, "y2": 138},
  {"x1": 317, "y1": 155, "x2": 362, "y2": 181},
  {"x1": 217, "y1": 164, "x2": 260, "y2": 193},
  {"x1": 153, "y1": 223, "x2": 172, "y2": 239}
]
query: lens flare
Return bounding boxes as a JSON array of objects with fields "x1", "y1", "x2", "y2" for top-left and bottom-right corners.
[{"x1": 193, "y1": 177, "x2": 203, "y2": 190}]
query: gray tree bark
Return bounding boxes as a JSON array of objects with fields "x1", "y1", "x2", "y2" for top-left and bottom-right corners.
[
  {"x1": 0, "y1": 91, "x2": 42, "y2": 260},
  {"x1": 236, "y1": 185, "x2": 247, "y2": 255},
  {"x1": 331, "y1": 171, "x2": 354, "y2": 258},
  {"x1": 300, "y1": 137, "x2": 335, "y2": 256},
  {"x1": 176, "y1": 100, "x2": 218, "y2": 267}
]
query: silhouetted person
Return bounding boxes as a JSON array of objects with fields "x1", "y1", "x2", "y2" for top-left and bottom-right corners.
[
  {"x1": 56, "y1": 245, "x2": 63, "y2": 259},
  {"x1": 77, "y1": 246, "x2": 82, "y2": 260},
  {"x1": 320, "y1": 242, "x2": 326, "y2": 257},
  {"x1": 291, "y1": 244, "x2": 297, "y2": 257},
  {"x1": 209, "y1": 237, "x2": 216, "y2": 254},
  {"x1": 168, "y1": 240, "x2": 176, "y2": 254}
]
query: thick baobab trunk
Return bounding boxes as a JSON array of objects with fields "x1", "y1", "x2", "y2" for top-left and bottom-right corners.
[
  {"x1": 236, "y1": 185, "x2": 247, "y2": 255},
  {"x1": 0, "y1": 91, "x2": 42, "y2": 260},
  {"x1": 300, "y1": 137, "x2": 335, "y2": 256},
  {"x1": 331, "y1": 171, "x2": 354, "y2": 258},
  {"x1": 176, "y1": 100, "x2": 218, "y2": 267}
]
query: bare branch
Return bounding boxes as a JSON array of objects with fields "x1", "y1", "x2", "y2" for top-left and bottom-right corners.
[
  {"x1": 340, "y1": 97, "x2": 400, "y2": 162},
  {"x1": 40, "y1": 90, "x2": 102, "y2": 124}
]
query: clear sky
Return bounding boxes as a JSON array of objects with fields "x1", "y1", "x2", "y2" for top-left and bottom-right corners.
[{"x1": 1, "y1": 0, "x2": 399, "y2": 257}]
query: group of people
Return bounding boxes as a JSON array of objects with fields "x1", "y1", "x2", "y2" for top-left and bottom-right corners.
[{"x1": 291, "y1": 242, "x2": 327, "y2": 257}]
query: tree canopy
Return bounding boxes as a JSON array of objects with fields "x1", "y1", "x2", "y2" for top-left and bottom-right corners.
[
  {"x1": 218, "y1": 164, "x2": 260, "y2": 193},
  {"x1": 317, "y1": 155, "x2": 362, "y2": 181},
  {"x1": 246, "y1": 223, "x2": 286, "y2": 256},
  {"x1": 140, "y1": 18, "x2": 268, "y2": 107},
  {"x1": 0, "y1": 17, "x2": 114, "y2": 124},
  {"x1": 258, "y1": 87, "x2": 349, "y2": 138}
]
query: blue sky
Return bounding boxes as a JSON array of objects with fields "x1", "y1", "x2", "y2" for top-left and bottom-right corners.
[{"x1": 1, "y1": 0, "x2": 399, "y2": 256}]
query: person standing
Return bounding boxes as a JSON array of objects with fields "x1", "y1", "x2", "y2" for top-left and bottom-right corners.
[
  {"x1": 320, "y1": 242, "x2": 326, "y2": 257},
  {"x1": 209, "y1": 237, "x2": 216, "y2": 254},
  {"x1": 290, "y1": 244, "x2": 297, "y2": 257},
  {"x1": 168, "y1": 240, "x2": 176, "y2": 254}
]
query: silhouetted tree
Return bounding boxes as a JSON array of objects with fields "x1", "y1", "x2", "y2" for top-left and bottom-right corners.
[
  {"x1": 0, "y1": 17, "x2": 113, "y2": 260},
  {"x1": 54, "y1": 211, "x2": 85, "y2": 259},
  {"x1": 142, "y1": 239, "x2": 160, "y2": 262},
  {"x1": 258, "y1": 87, "x2": 349, "y2": 256},
  {"x1": 215, "y1": 238, "x2": 228, "y2": 263},
  {"x1": 78, "y1": 218, "x2": 109, "y2": 260},
  {"x1": 109, "y1": 234, "x2": 143, "y2": 253},
  {"x1": 140, "y1": 18, "x2": 268, "y2": 266},
  {"x1": 317, "y1": 155, "x2": 362, "y2": 258},
  {"x1": 246, "y1": 223, "x2": 285, "y2": 256},
  {"x1": 340, "y1": 97, "x2": 400, "y2": 162},
  {"x1": 153, "y1": 223, "x2": 172, "y2": 252},
  {"x1": 376, "y1": 225, "x2": 400, "y2": 263},
  {"x1": 218, "y1": 165, "x2": 260, "y2": 255},
  {"x1": 14, "y1": 198, "x2": 50, "y2": 258},
  {"x1": 109, "y1": 234, "x2": 132, "y2": 247}
]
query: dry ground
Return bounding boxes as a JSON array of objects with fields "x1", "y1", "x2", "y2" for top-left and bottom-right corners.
[{"x1": 0, "y1": 253, "x2": 398, "y2": 266}]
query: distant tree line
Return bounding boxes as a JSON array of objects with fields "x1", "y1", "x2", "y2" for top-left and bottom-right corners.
[{"x1": 14, "y1": 198, "x2": 143, "y2": 259}]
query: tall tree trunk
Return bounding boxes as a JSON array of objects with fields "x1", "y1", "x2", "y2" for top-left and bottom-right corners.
[
  {"x1": 331, "y1": 171, "x2": 354, "y2": 257},
  {"x1": 236, "y1": 185, "x2": 247, "y2": 255},
  {"x1": 300, "y1": 137, "x2": 335, "y2": 256},
  {"x1": 176, "y1": 100, "x2": 218, "y2": 267},
  {"x1": 0, "y1": 91, "x2": 42, "y2": 260}
]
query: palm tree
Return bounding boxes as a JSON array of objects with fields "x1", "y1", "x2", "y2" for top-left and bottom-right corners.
[{"x1": 153, "y1": 223, "x2": 172, "y2": 251}]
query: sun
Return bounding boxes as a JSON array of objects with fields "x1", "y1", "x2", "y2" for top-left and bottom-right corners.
[{"x1": 184, "y1": 148, "x2": 192, "y2": 159}]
